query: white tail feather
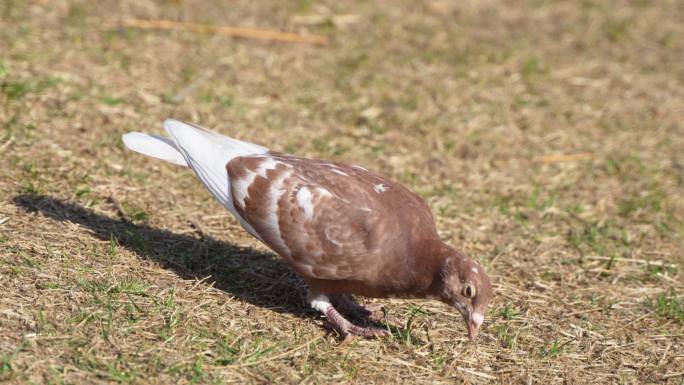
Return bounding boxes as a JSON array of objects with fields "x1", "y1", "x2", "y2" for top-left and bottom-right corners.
[
  {"x1": 122, "y1": 132, "x2": 188, "y2": 167},
  {"x1": 121, "y1": 119, "x2": 268, "y2": 237}
]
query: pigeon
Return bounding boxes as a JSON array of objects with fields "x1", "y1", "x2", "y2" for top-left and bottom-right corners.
[{"x1": 122, "y1": 119, "x2": 493, "y2": 341}]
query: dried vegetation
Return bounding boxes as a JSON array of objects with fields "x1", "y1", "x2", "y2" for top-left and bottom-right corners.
[{"x1": 1, "y1": 0, "x2": 683, "y2": 383}]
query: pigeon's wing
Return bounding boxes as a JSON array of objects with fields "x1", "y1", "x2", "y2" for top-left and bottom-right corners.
[{"x1": 226, "y1": 153, "x2": 403, "y2": 281}]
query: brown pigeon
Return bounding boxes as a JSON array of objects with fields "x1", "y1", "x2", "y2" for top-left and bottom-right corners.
[{"x1": 122, "y1": 119, "x2": 493, "y2": 341}]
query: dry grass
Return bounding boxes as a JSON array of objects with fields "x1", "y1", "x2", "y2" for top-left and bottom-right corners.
[{"x1": 1, "y1": 0, "x2": 683, "y2": 384}]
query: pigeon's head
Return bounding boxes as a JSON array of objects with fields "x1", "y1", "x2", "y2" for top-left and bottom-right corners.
[{"x1": 440, "y1": 251, "x2": 493, "y2": 343}]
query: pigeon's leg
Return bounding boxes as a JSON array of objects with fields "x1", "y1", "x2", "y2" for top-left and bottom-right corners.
[
  {"x1": 332, "y1": 294, "x2": 385, "y2": 324},
  {"x1": 308, "y1": 292, "x2": 389, "y2": 339}
]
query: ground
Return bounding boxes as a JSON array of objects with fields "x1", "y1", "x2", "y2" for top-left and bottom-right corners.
[{"x1": 1, "y1": 0, "x2": 683, "y2": 384}]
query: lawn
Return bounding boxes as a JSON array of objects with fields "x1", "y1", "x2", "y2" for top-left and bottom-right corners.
[{"x1": 1, "y1": 0, "x2": 683, "y2": 384}]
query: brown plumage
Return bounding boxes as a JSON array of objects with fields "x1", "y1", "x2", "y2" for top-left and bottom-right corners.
[{"x1": 123, "y1": 119, "x2": 493, "y2": 341}]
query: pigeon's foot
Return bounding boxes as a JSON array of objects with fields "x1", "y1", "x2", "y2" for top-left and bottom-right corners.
[
  {"x1": 324, "y1": 305, "x2": 390, "y2": 339},
  {"x1": 332, "y1": 294, "x2": 385, "y2": 324},
  {"x1": 309, "y1": 292, "x2": 389, "y2": 339}
]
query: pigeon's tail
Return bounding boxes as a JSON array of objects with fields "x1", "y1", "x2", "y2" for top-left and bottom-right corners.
[
  {"x1": 122, "y1": 132, "x2": 189, "y2": 167},
  {"x1": 122, "y1": 119, "x2": 268, "y2": 214}
]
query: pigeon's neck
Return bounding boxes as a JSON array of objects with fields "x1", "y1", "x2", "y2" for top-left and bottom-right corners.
[{"x1": 405, "y1": 239, "x2": 455, "y2": 297}]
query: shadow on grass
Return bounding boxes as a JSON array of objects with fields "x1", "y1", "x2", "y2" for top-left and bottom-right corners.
[
  {"x1": 13, "y1": 194, "x2": 315, "y2": 319},
  {"x1": 13, "y1": 194, "x2": 425, "y2": 342}
]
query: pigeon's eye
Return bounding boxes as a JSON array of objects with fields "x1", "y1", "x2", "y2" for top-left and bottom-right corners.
[{"x1": 462, "y1": 283, "x2": 476, "y2": 299}]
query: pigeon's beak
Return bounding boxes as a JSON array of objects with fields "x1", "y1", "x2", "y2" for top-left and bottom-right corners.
[{"x1": 467, "y1": 311, "x2": 484, "y2": 343}]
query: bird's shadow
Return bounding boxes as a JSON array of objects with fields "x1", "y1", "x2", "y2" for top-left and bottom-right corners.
[
  {"x1": 13, "y1": 194, "x2": 315, "y2": 319},
  {"x1": 13, "y1": 194, "x2": 428, "y2": 343}
]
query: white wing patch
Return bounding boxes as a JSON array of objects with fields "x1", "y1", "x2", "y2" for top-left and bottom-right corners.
[
  {"x1": 265, "y1": 169, "x2": 293, "y2": 257},
  {"x1": 373, "y1": 183, "x2": 387, "y2": 193},
  {"x1": 296, "y1": 187, "x2": 315, "y2": 220}
]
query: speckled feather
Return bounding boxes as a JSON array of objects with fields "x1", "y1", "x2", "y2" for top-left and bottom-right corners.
[{"x1": 226, "y1": 153, "x2": 440, "y2": 294}]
